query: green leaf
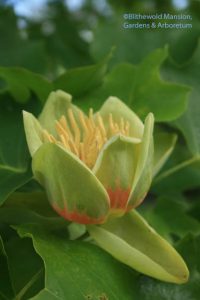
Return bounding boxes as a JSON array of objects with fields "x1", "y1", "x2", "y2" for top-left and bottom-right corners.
[
  {"x1": 0, "y1": 6, "x2": 47, "y2": 74},
  {"x1": 88, "y1": 210, "x2": 189, "y2": 284},
  {"x1": 141, "y1": 196, "x2": 200, "y2": 240},
  {"x1": 0, "y1": 96, "x2": 32, "y2": 205},
  {"x1": 0, "y1": 192, "x2": 68, "y2": 229},
  {"x1": 0, "y1": 236, "x2": 14, "y2": 300},
  {"x1": 54, "y1": 52, "x2": 111, "y2": 99},
  {"x1": 32, "y1": 143, "x2": 110, "y2": 224},
  {"x1": 91, "y1": 12, "x2": 200, "y2": 66},
  {"x1": 4, "y1": 192, "x2": 58, "y2": 218},
  {"x1": 189, "y1": 199, "x2": 200, "y2": 223},
  {"x1": 3, "y1": 234, "x2": 44, "y2": 300},
  {"x1": 152, "y1": 143, "x2": 200, "y2": 193},
  {"x1": 0, "y1": 67, "x2": 52, "y2": 103},
  {"x1": 164, "y1": 41, "x2": 200, "y2": 156},
  {"x1": 85, "y1": 48, "x2": 190, "y2": 121},
  {"x1": 153, "y1": 131, "x2": 177, "y2": 177},
  {"x1": 16, "y1": 224, "x2": 139, "y2": 300}
]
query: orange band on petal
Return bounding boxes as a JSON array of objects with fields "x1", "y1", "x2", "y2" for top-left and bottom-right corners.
[
  {"x1": 52, "y1": 203, "x2": 106, "y2": 225},
  {"x1": 107, "y1": 186, "x2": 131, "y2": 211}
]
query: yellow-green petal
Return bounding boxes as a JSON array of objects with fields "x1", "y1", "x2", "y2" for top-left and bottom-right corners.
[
  {"x1": 93, "y1": 135, "x2": 141, "y2": 215},
  {"x1": 23, "y1": 111, "x2": 43, "y2": 157},
  {"x1": 98, "y1": 96, "x2": 144, "y2": 139},
  {"x1": 88, "y1": 210, "x2": 189, "y2": 284},
  {"x1": 39, "y1": 90, "x2": 82, "y2": 136},
  {"x1": 128, "y1": 113, "x2": 154, "y2": 208},
  {"x1": 32, "y1": 143, "x2": 110, "y2": 224}
]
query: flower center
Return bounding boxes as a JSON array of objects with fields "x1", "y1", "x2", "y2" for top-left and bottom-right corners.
[{"x1": 43, "y1": 109, "x2": 130, "y2": 168}]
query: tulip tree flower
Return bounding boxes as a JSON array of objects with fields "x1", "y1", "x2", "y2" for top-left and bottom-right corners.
[{"x1": 23, "y1": 90, "x2": 189, "y2": 284}]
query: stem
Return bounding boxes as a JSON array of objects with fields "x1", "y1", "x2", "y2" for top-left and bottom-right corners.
[{"x1": 154, "y1": 156, "x2": 199, "y2": 184}]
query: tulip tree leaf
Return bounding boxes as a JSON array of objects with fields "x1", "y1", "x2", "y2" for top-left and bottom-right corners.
[
  {"x1": 152, "y1": 143, "x2": 200, "y2": 193},
  {"x1": 0, "y1": 236, "x2": 14, "y2": 300},
  {"x1": 16, "y1": 224, "x2": 139, "y2": 300},
  {"x1": 189, "y1": 198, "x2": 200, "y2": 224},
  {"x1": 0, "y1": 191, "x2": 67, "y2": 229},
  {"x1": 0, "y1": 50, "x2": 110, "y2": 105},
  {"x1": 81, "y1": 48, "x2": 190, "y2": 121},
  {"x1": 164, "y1": 41, "x2": 200, "y2": 156},
  {"x1": 0, "y1": 96, "x2": 33, "y2": 205},
  {"x1": 88, "y1": 210, "x2": 189, "y2": 284},
  {"x1": 5, "y1": 192, "x2": 56, "y2": 218},
  {"x1": 0, "y1": 67, "x2": 52, "y2": 103},
  {"x1": 3, "y1": 234, "x2": 44, "y2": 300},
  {"x1": 54, "y1": 52, "x2": 111, "y2": 98},
  {"x1": 0, "y1": 5, "x2": 47, "y2": 74},
  {"x1": 91, "y1": 13, "x2": 200, "y2": 66},
  {"x1": 141, "y1": 196, "x2": 200, "y2": 240}
]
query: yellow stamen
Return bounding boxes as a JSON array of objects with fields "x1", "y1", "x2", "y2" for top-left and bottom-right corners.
[
  {"x1": 68, "y1": 109, "x2": 81, "y2": 150},
  {"x1": 97, "y1": 113, "x2": 107, "y2": 142},
  {"x1": 68, "y1": 139, "x2": 79, "y2": 156},
  {"x1": 59, "y1": 116, "x2": 73, "y2": 140},
  {"x1": 60, "y1": 134, "x2": 70, "y2": 150},
  {"x1": 43, "y1": 109, "x2": 131, "y2": 168},
  {"x1": 80, "y1": 143, "x2": 85, "y2": 162}
]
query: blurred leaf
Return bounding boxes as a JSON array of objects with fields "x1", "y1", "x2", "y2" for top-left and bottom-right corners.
[
  {"x1": 0, "y1": 96, "x2": 33, "y2": 205},
  {"x1": 141, "y1": 196, "x2": 200, "y2": 240},
  {"x1": 0, "y1": 52, "x2": 110, "y2": 106},
  {"x1": 3, "y1": 234, "x2": 44, "y2": 300},
  {"x1": 81, "y1": 48, "x2": 189, "y2": 121},
  {"x1": 0, "y1": 67, "x2": 52, "y2": 103},
  {"x1": 91, "y1": 12, "x2": 200, "y2": 66},
  {"x1": 0, "y1": 5, "x2": 47, "y2": 74},
  {"x1": 54, "y1": 51, "x2": 111, "y2": 99},
  {"x1": 153, "y1": 131, "x2": 177, "y2": 176},
  {"x1": 164, "y1": 41, "x2": 200, "y2": 156},
  {"x1": 5, "y1": 192, "x2": 56, "y2": 218},
  {"x1": 189, "y1": 200, "x2": 200, "y2": 223},
  {"x1": 15, "y1": 224, "x2": 140, "y2": 300},
  {"x1": 0, "y1": 3, "x2": 92, "y2": 75},
  {"x1": 152, "y1": 143, "x2": 200, "y2": 193},
  {"x1": 35, "y1": 1, "x2": 92, "y2": 69},
  {"x1": 0, "y1": 236, "x2": 14, "y2": 300},
  {"x1": 0, "y1": 192, "x2": 68, "y2": 230}
]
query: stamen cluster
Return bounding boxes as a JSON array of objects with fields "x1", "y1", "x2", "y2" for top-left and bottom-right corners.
[{"x1": 43, "y1": 109, "x2": 130, "y2": 168}]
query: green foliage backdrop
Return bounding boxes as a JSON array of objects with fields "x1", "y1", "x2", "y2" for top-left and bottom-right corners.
[{"x1": 0, "y1": 0, "x2": 200, "y2": 299}]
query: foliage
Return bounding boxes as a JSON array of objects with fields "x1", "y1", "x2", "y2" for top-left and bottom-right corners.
[{"x1": 0, "y1": 1, "x2": 200, "y2": 299}]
